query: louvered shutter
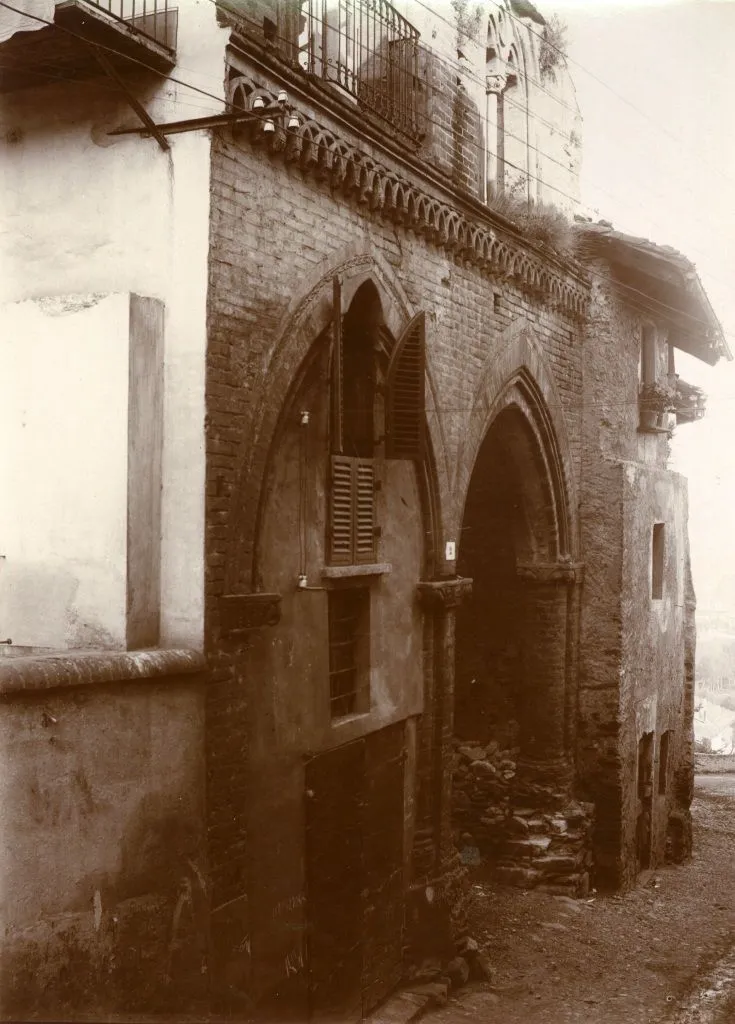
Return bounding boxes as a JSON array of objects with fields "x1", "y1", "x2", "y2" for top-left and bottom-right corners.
[
  {"x1": 386, "y1": 312, "x2": 426, "y2": 460},
  {"x1": 354, "y1": 459, "x2": 377, "y2": 564},
  {"x1": 329, "y1": 454, "x2": 354, "y2": 565},
  {"x1": 331, "y1": 276, "x2": 344, "y2": 454},
  {"x1": 328, "y1": 456, "x2": 377, "y2": 566}
]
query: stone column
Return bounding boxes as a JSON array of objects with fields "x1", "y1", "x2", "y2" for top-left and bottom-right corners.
[
  {"x1": 515, "y1": 561, "x2": 584, "y2": 797},
  {"x1": 406, "y1": 577, "x2": 472, "y2": 958},
  {"x1": 416, "y1": 576, "x2": 473, "y2": 872},
  {"x1": 485, "y1": 73, "x2": 506, "y2": 197}
]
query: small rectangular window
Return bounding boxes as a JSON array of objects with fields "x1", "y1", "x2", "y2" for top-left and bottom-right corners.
[
  {"x1": 651, "y1": 523, "x2": 665, "y2": 600},
  {"x1": 641, "y1": 325, "x2": 657, "y2": 385},
  {"x1": 328, "y1": 587, "x2": 370, "y2": 719},
  {"x1": 659, "y1": 730, "x2": 671, "y2": 795}
]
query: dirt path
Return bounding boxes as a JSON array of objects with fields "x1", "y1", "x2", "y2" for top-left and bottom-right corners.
[{"x1": 426, "y1": 781, "x2": 735, "y2": 1024}]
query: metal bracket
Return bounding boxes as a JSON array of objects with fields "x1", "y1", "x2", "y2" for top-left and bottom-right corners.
[
  {"x1": 89, "y1": 42, "x2": 170, "y2": 151},
  {"x1": 107, "y1": 106, "x2": 283, "y2": 142}
]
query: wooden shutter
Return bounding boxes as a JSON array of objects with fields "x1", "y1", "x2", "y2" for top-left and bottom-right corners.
[
  {"x1": 328, "y1": 455, "x2": 376, "y2": 566},
  {"x1": 354, "y1": 459, "x2": 377, "y2": 564},
  {"x1": 329, "y1": 454, "x2": 354, "y2": 565},
  {"x1": 386, "y1": 311, "x2": 425, "y2": 460},
  {"x1": 331, "y1": 276, "x2": 344, "y2": 454}
]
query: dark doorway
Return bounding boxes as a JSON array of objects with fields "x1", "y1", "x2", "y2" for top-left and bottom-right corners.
[
  {"x1": 452, "y1": 402, "x2": 568, "y2": 871},
  {"x1": 305, "y1": 741, "x2": 364, "y2": 1022},
  {"x1": 304, "y1": 724, "x2": 405, "y2": 1022},
  {"x1": 637, "y1": 731, "x2": 654, "y2": 871},
  {"x1": 455, "y1": 410, "x2": 535, "y2": 750}
]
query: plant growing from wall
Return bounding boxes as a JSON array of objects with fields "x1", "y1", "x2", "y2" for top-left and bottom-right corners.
[
  {"x1": 487, "y1": 190, "x2": 575, "y2": 257},
  {"x1": 538, "y1": 14, "x2": 568, "y2": 81},
  {"x1": 451, "y1": 0, "x2": 484, "y2": 44},
  {"x1": 639, "y1": 380, "x2": 677, "y2": 412}
]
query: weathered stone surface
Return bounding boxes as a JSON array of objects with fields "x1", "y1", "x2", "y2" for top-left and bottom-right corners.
[
  {"x1": 456, "y1": 936, "x2": 479, "y2": 957},
  {"x1": 496, "y1": 865, "x2": 545, "y2": 887},
  {"x1": 446, "y1": 955, "x2": 470, "y2": 988},
  {"x1": 469, "y1": 952, "x2": 494, "y2": 982},
  {"x1": 369, "y1": 990, "x2": 429, "y2": 1024},
  {"x1": 412, "y1": 957, "x2": 444, "y2": 984},
  {"x1": 405, "y1": 981, "x2": 449, "y2": 1007},
  {"x1": 505, "y1": 836, "x2": 553, "y2": 858}
]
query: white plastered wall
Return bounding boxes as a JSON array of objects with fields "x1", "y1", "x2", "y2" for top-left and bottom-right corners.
[{"x1": 0, "y1": 0, "x2": 229, "y2": 651}]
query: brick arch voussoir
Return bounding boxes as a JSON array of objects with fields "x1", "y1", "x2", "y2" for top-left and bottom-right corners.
[{"x1": 454, "y1": 319, "x2": 579, "y2": 561}]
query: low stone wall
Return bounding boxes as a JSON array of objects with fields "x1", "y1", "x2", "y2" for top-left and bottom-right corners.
[
  {"x1": 452, "y1": 740, "x2": 594, "y2": 896},
  {"x1": 695, "y1": 753, "x2": 735, "y2": 774}
]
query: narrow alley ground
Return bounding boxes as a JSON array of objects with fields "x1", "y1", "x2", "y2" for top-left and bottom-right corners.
[{"x1": 425, "y1": 776, "x2": 735, "y2": 1024}]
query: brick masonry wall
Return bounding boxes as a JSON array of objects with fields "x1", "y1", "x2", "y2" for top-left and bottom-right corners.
[
  {"x1": 203, "y1": 82, "x2": 586, "y2": 992},
  {"x1": 202, "y1": 32, "x2": 592, "y2": 1001},
  {"x1": 579, "y1": 264, "x2": 694, "y2": 889}
]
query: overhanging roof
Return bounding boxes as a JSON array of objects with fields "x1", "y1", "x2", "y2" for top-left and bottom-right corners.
[
  {"x1": 575, "y1": 222, "x2": 731, "y2": 366},
  {"x1": 509, "y1": 0, "x2": 546, "y2": 25}
]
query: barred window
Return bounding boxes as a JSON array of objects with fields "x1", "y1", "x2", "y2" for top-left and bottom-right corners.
[
  {"x1": 298, "y1": 0, "x2": 422, "y2": 141},
  {"x1": 328, "y1": 587, "x2": 370, "y2": 719}
]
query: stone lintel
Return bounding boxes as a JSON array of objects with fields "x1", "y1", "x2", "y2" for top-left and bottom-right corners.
[
  {"x1": 417, "y1": 576, "x2": 473, "y2": 610},
  {"x1": 0, "y1": 648, "x2": 205, "y2": 697},
  {"x1": 516, "y1": 561, "x2": 584, "y2": 585}
]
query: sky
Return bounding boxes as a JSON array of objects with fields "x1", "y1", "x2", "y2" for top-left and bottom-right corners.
[{"x1": 552, "y1": 0, "x2": 735, "y2": 616}]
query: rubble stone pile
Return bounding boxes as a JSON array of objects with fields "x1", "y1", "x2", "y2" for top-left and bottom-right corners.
[
  {"x1": 452, "y1": 739, "x2": 595, "y2": 897},
  {"x1": 452, "y1": 739, "x2": 517, "y2": 859}
]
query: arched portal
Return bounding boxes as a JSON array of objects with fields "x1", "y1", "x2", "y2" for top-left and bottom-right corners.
[{"x1": 452, "y1": 387, "x2": 589, "y2": 893}]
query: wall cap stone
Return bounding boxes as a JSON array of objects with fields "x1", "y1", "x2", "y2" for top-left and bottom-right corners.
[{"x1": 0, "y1": 648, "x2": 205, "y2": 696}]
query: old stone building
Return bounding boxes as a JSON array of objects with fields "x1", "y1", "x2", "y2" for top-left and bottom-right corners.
[{"x1": 0, "y1": 0, "x2": 729, "y2": 1019}]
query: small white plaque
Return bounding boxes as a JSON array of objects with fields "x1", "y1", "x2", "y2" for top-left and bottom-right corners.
[{"x1": 445, "y1": 541, "x2": 456, "y2": 561}]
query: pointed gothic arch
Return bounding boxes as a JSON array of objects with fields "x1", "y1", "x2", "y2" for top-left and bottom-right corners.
[
  {"x1": 454, "y1": 317, "x2": 578, "y2": 560},
  {"x1": 221, "y1": 247, "x2": 449, "y2": 597}
]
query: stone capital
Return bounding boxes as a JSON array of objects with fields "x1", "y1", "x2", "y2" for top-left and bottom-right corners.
[
  {"x1": 417, "y1": 576, "x2": 473, "y2": 610},
  {"x1": 515, "y1": 561, "x2": 584, "y2": 585},
  {"x1": 486, "y1": 73, "x2": 507, "y2": 95}
]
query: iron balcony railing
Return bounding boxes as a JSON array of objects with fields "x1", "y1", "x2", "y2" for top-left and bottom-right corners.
[
  {"x1": 298, "y1": 0, "x2": 422, "y2": 141},
  {"x1": 82, "y1": 0, "x2": 176, "y2": 48}
]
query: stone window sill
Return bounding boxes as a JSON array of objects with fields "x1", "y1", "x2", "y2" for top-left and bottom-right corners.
[
  {"x1": 321, "y1": 563, "x2": 392, "y2": 580},
  {"x1": 0, "y1": 647, "x2": 205, "y2": 696}
]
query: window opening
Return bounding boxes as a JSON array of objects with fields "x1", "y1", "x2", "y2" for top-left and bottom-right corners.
[
  {"x1": 651, "y1": 522, "x2": 665, "y2": 600},
  {"x1": 297, "y1": 0, "x2": 422, "y2": 141},
  {"x1": 342, "y1": 286, "x2": 378, "y2": 459},
  {"x1": 328, "y1": 587, "x2": 370, "y2": 718},
  {"x1": 641, "y1": 325, "x2": 657, "y2": 386}
]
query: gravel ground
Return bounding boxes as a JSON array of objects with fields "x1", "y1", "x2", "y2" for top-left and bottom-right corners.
[{"x1": 425, "y1": 781, "x2": 735, "y2": 1024}]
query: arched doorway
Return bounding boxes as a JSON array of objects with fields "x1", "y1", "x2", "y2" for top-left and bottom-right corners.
[{"x1": 452, "y1": 393, "x2": 591, "y2": 894}]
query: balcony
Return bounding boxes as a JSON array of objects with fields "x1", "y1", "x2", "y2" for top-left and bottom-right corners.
[
  {"x1": 672, "y1": 377, "x2": 707, "y2": 425},
  {"x1": 638, "y1": 376, "x2": 706, "y2": 432},
  {"x1": 297, "y1": 0, "x2": 422, "y2": 142},
  {"x1": 0, "y1": 0, "x2": 176, "y2": 92}
]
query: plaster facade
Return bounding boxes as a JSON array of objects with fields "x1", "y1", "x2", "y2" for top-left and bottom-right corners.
[{"x1": 0, "y1": 2, "x2": 224, "y2": 1015}]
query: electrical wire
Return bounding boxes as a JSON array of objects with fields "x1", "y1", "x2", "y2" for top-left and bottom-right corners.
[
  {"x1": 210, "y1": 0, "x2": 735, "y2": 283},
  {"x1": 1, "y1": 0, "x2": 732, "y2": 345},
  {"x1": 0, "y1": 0, "x2": 717, "y2": 267},
  {"x1": 4, "y1": 0, "x2": 730, "y2": 317}
]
